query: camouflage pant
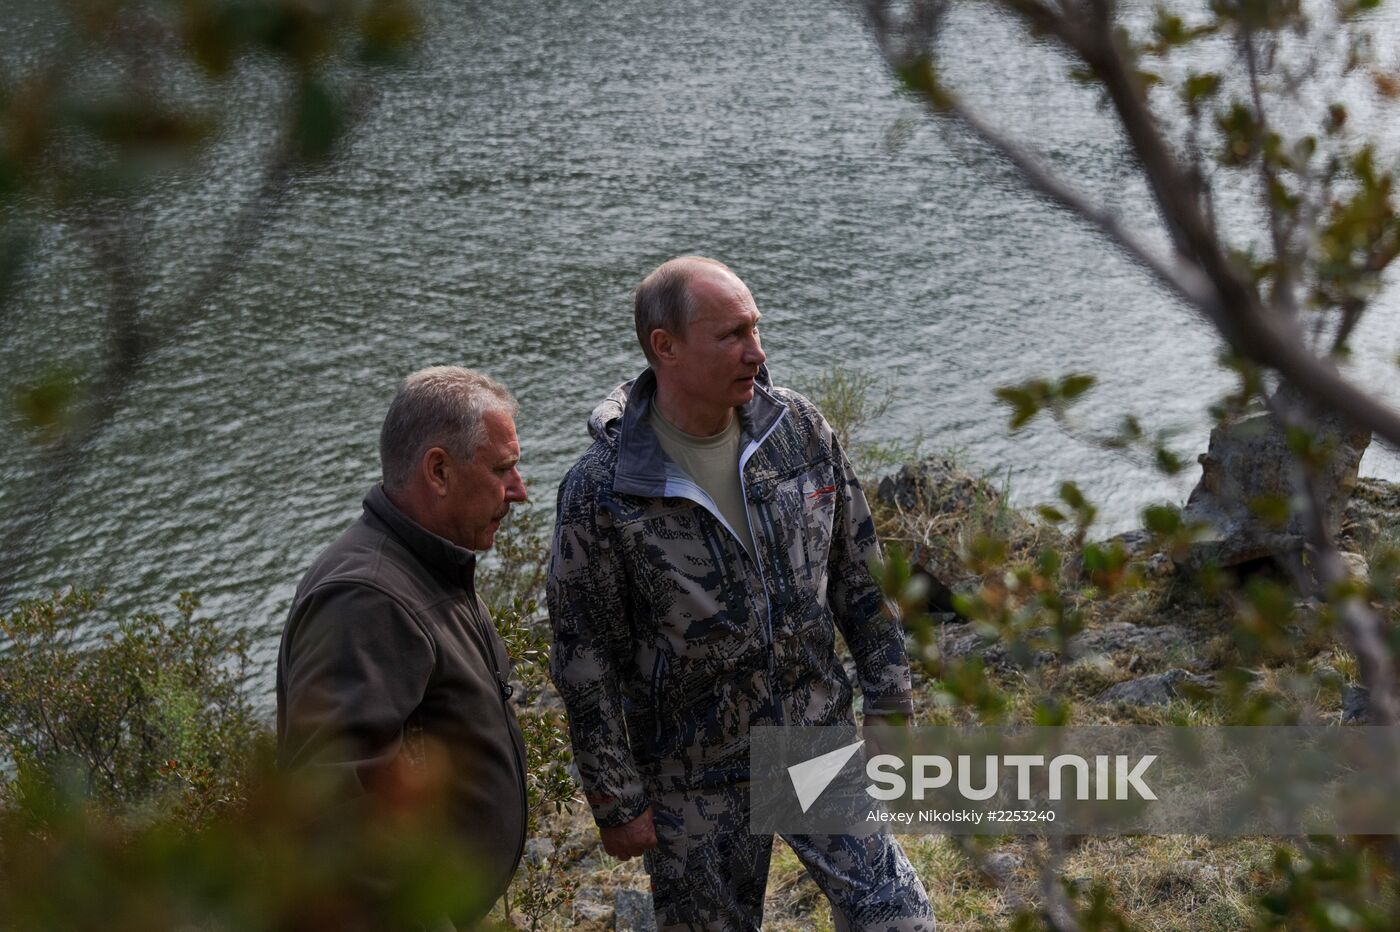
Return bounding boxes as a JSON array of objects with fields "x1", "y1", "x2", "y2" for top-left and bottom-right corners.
[{"x1": 642, "y1": 784, "x2": 935, "y2": 931}]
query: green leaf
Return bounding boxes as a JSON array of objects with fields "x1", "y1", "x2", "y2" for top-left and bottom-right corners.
[
  {"x1": 1154, "y1": 445, "x2": 1185, "y2": 475},
  {"x1": 1216, "y1": 101, "x2": 1260, "y2": 166},
  {"x1": 1249, "y1": 493, "x2": 1292, "y2": 527},
  {"x1": 994, "y1": 385, "x2": 1044, "y2": 430},
  {"x1": 1059, "y1": 373, "x2": 1097, "y2": 400},
  {"x1": 1182, "y1": 72, "x2": 1221, "y2": 103},
  {"x1": 1033, "y1": 697, "x2": 1070, "y2": 726},
  {"x1": 358, "y1": 0, "x2": 422, "y2": 64},
  {"x1": 894, "y1": 56, "x2": 949, "y2": 108},
  {"x1": 12, "y1": 368, "x2": 80, "y2": 443},
  {"x1": 1143, "y1": 504, "x2": 1182, "y2": 535},
  {"x1": 1059, "y1": 481, "x2": 1087, "y2": 510}
]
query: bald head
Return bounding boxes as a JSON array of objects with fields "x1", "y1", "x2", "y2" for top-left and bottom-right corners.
[{"x1": 633, "y1": 256, "x2": 742, "y2": 364}]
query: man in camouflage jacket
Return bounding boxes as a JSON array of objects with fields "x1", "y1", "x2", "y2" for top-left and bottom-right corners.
[{"x1": 548, "y1": 256, "x2": 934, "y2": 931}]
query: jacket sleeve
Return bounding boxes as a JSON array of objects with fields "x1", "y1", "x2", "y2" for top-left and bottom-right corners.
[
  {"x1": 278, "y1": 582, "x2": 436, "y2": 792},
  {"x1": 826, "y1": 431, "x2": 916, "y2": 718},
  {"x1": 546, "y1": 475, "x2": 649, "y2": 828}
]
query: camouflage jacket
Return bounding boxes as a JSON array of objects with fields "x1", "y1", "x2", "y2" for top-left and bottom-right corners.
[{"x1": 547, "y1": 367, "x2": 913, "y2": 828}]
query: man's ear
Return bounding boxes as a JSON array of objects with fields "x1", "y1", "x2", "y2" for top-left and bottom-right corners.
[
  {"x1": 420, "y1": 447, "x2": 451, "y2": 497},
  {"x1": 650, "y1": 328, "x2": 678, "y2": 365}
]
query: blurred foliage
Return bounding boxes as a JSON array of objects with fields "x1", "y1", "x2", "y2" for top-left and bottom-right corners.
[
  {"x1": 0, "y1": 0, "x2": 419, "y2": 217},
  {"x1": 0, "y1": 589, "x2": 259, "y2": 826},
  {"x1": 0, "y1": 577, "x2": 582, "y2": 928},
  {"x1": 0, "y1": 590, "x2": 495, "y2": 928},
  {"x1": 1, "y1": 0, "x2": 422, "y2": 598},
  {"x1": 0, "y1": 744, "x2": 500, "y2": 931}
]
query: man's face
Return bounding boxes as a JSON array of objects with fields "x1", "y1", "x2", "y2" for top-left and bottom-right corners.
[
  {"x1": 443, "y1": 409, "x2": 527, "y2": 551},
  {"x1": 669, "y1": 271, "x2": 767, "y2": 409}
]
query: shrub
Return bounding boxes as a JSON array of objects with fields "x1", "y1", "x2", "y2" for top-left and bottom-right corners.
[{"x1": 0, "y1": 589, "x2": 261, "y2": 826}]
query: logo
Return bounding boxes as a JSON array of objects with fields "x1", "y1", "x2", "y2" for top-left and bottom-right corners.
[{"x1": 787, "y1": 739, "x2": 865, "y2": 813}]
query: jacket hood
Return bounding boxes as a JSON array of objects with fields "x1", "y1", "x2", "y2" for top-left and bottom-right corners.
[{"x1": 586, "y1": 364, "x2": 783, "y2": 497}]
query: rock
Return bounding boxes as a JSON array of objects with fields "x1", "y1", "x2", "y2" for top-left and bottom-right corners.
[
  {"x1": 913, "y1": 564, "x2": 964, "y2": 618},
  {"x1": 1104, "y1": 528, "x2": 1155, "y2": 558},
  {"x1": 1067, "y1": 622, "x2": 1197, "y2": 663},
  {"x1": 573, "y1": 886, "x2": 613, "y2": 923},
  {"x1": 532, "y1": 682, "x2": 566, "y2": 712},
  {"x1": 933, "y1": 623, "x2": 1053, "y2": 671},
  {"x1": 1312, "y1": 663, "x2": 1341, "y2": 687},
  {"x1": 615, "y1": 888, "x2": 657, "y2": 932},
  {"x1": 935, "y1": 623, "x2": 999, "y2": 662},
  {"x1": 1340, "y1": 551, "x2": 1370, "y2": 580},
  {"x1": 1179, "y1": 384, "x2": 1370, "y2": 571},
  {"x1": 1145, "y1": 552, "x2": 1175, "y2": 578},
  {"x1": 1096, "y1": 668, "x2": 1214, "y2": 706},
  {"x1": 1343, "y1": 684, "x2": 1372, "y2": 724},
  {"x1": 935, "y1": 621, "x2": 1200, "y2": 673},
  {"x1": 1341, "y1": 477, "x2": 1400, "y2": 555},
  {"x1": 524, "y1": 836, "x2": 555, "y2": 867},
  {"x1": 982, "y1": 851, "x2": 1024, "y2": 882},
  {"x1": 1157, "y1": 860, "x2": 1221, "y2": 892},
  {"x1": 876, "y1": 455, "x2": 1005, "y2": 514},
  {"x1": 1067, "y1": 875, "x2": 1094, "y2": 894}
]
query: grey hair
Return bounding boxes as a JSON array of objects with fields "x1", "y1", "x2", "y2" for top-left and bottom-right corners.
[
  {"x1": 379, "y1": 366, "x2": 517, "y2": 493},
  {"x1": 633, "y1": 255, "x2": 735, "y2": 364}
]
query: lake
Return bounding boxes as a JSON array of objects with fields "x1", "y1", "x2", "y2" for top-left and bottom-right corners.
[{"x1": 3, "y1": 0, "x2": 1399, "y2": 682}]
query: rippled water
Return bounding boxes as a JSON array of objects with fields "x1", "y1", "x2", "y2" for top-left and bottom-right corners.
[{"x1": 4, "y1": 0, "x2": 1400, "y2": 683}]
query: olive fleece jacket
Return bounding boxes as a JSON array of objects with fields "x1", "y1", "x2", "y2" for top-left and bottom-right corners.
[{"x1": 277, "y1": 484, "x2": 527, "y2": 914}]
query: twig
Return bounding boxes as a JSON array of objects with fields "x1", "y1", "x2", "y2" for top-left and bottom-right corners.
[{"x1": 1242, "y1": 23, "x2": 1299, "y2": 321}]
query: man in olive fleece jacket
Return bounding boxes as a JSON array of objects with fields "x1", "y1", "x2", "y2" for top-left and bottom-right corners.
[{"x1": 277, "y1": 367, "x2": 529, "y2": 924}]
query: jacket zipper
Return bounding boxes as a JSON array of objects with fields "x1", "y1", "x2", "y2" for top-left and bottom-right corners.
[
  {"x1": 654, "y1": 410, "x2": 788, "y2": 726},
  {"x1": 736, "y1": 411, "x2": 787, "y2": 726},
  {"x1": 471, "y1": 599, "x2": 529, "y2": 870}
]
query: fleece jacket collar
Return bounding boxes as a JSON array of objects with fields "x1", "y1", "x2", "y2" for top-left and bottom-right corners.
[{"x1": 363, "y1": 483, "x2": 478, "y2": 592}]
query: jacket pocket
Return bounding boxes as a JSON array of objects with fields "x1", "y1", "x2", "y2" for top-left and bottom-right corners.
[
  {"x1": 762, "y1": 461, "x2": 838, "y2": 592},
  {"x1": 771, "y1": 601, "x2": 853, "y2": 725}
]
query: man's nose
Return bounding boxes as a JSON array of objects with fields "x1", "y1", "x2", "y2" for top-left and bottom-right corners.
[
  {"x1": 506, "y1": 469, "x2": 529, "y2": 503},
  {"x1": 743, "y1": 336, "x2": 766, "y2": 366}
]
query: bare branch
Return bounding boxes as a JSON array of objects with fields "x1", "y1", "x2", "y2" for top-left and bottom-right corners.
[
  {"x1": 1241, "y1": 24, "x2": 1299, "y2": 320},
  {"x1": 867, "y1": 2, "x2": 1400, "y2": 452},
  {"x1": 921, "y1": 83, "x2": 1220, "y2": 313}
]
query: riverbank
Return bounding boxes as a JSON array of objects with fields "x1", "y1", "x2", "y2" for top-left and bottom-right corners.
[{"x1": 496, "y1": 455, "x2": 1398, "y2": 929}]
